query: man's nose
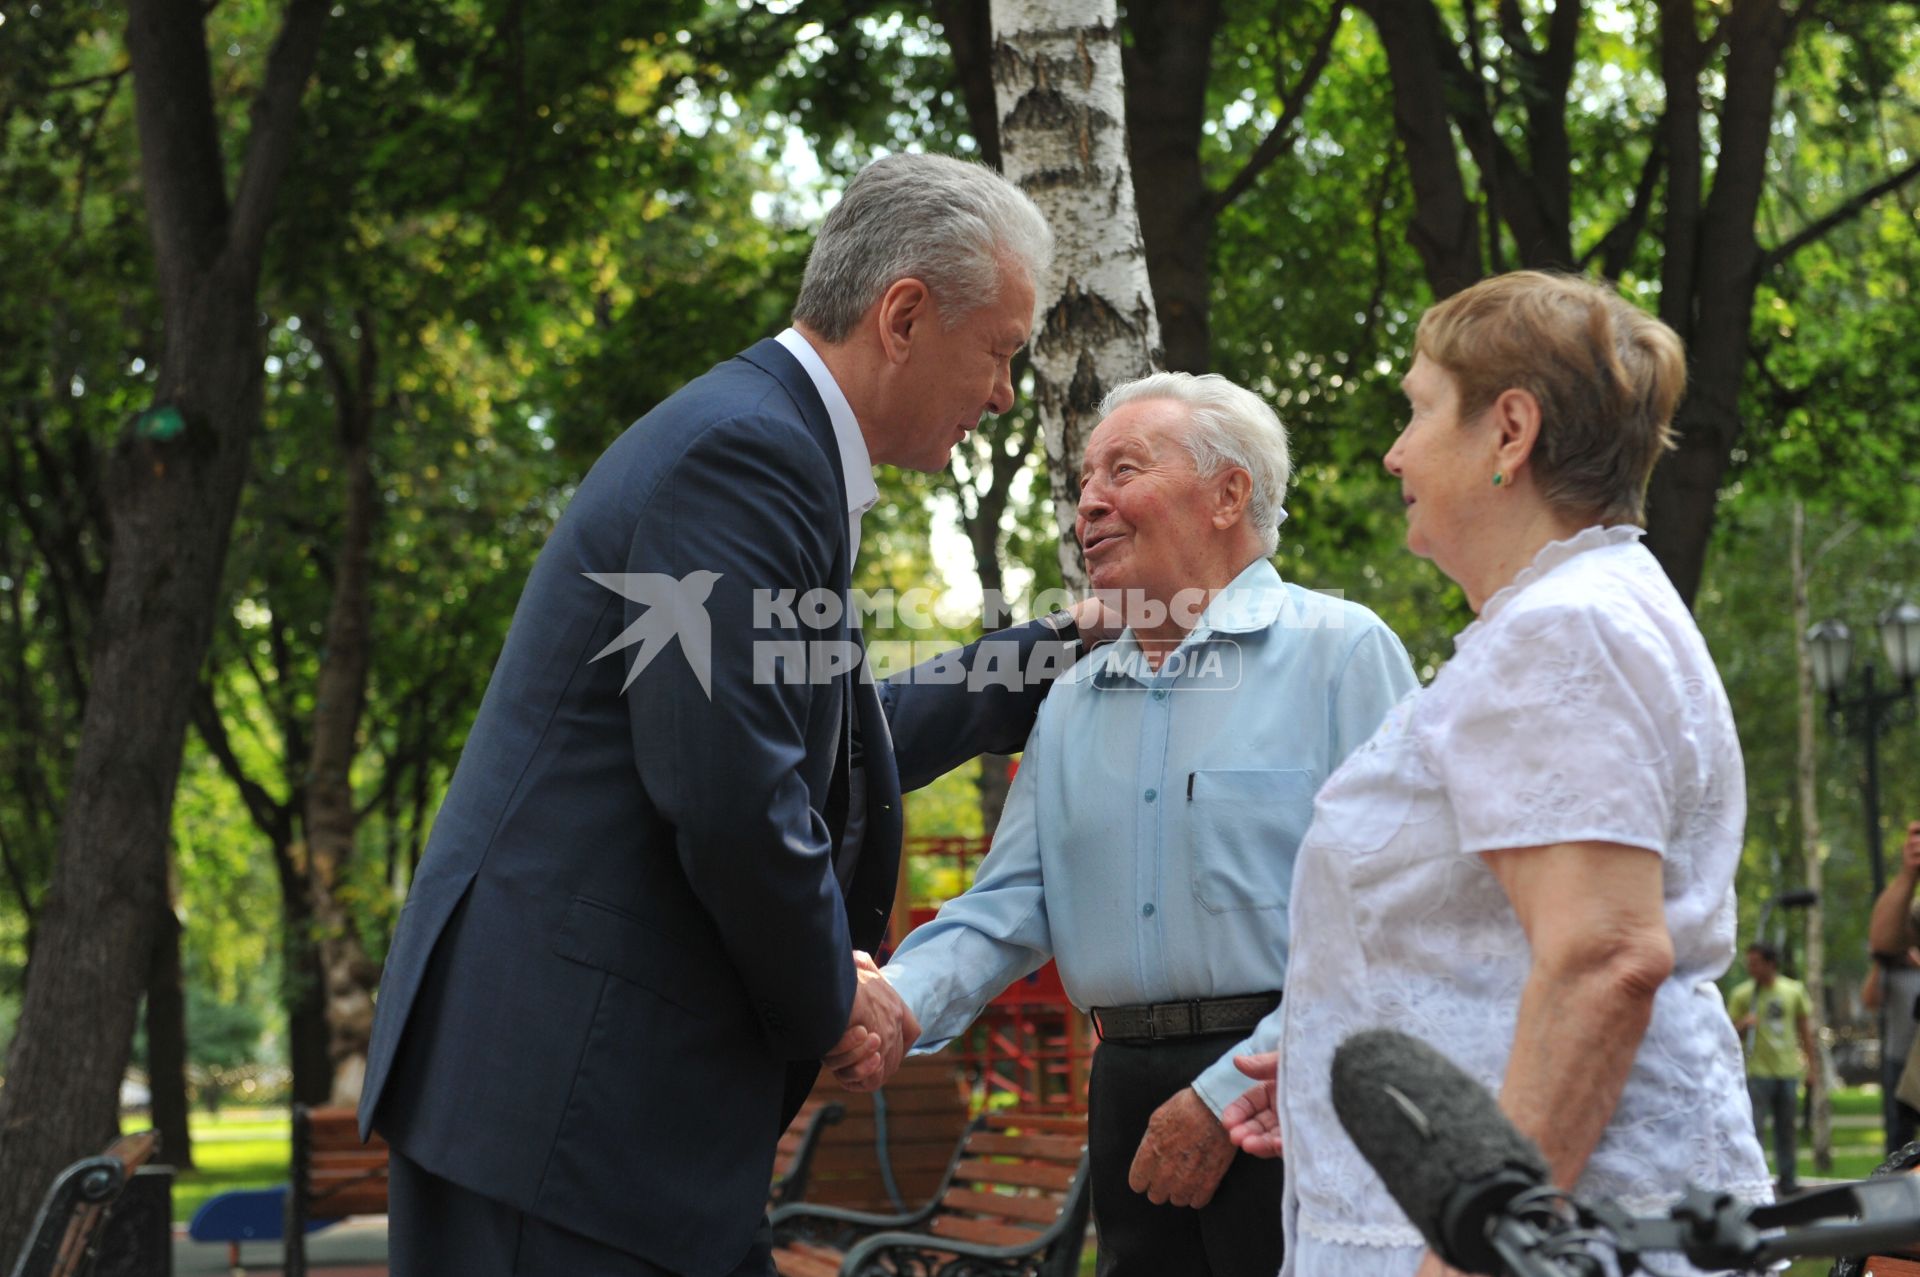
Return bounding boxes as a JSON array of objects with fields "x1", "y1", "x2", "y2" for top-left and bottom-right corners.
[
  {"x1": 1077, "y1": 478, "x2": 1109, "y2": 522},
  {"x1": 986, "y1": 363, "x2": 1015, "y2": 416},
  {"x1": 1383, "y1": 432, "x2": 1406, "y2": 476}
]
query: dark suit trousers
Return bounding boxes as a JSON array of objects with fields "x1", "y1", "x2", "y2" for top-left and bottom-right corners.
[
  {"x1": 389, "y1": 1150, "x2": 775, "y2": 1277},
  {"x1": 1088, "y1": 1035, "x2": 1284, "y2": 1277}
]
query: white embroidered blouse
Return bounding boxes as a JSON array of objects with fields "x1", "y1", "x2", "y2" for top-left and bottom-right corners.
[{"x1": 1277, "y1": 525, "x2": 1771, "y2": 1276}]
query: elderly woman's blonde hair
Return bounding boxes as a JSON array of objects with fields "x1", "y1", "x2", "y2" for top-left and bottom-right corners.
[{"x1": 1415, "y1": 271, "x2": 1685, "y2": 526}]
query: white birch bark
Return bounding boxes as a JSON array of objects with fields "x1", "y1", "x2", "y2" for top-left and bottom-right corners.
[
  {"x1": 990, "y1": 0, "x2": 1162, "y2": 590},
  {"x1": 1791, "y1": 501, "x2": 1832, "y2": 1169}
]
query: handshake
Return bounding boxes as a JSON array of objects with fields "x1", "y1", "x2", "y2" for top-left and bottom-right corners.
[{"x1": 822, "y1": 951, "x2": 921, "y2": 1092}]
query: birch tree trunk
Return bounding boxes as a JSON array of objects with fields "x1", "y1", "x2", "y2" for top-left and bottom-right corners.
[
  {"x1": 1791, "y1": 501, "x2": 1831, "y2": 1171},
  {"x1": 990, "y1": 0, "x2": 1162, "y2": 588}
]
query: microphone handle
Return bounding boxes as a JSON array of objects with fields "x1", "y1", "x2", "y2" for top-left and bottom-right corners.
[{"x1": 1486, "y1": 1214, "x2": 1586, "y2": 1277}]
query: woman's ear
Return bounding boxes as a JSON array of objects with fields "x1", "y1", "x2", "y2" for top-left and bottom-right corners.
[{"x1": 1488, "y1": 387, "x2": 1543, "y2": 477}]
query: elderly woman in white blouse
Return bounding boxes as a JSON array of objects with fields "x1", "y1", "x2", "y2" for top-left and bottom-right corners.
[{"x1": 1223, "y1": 271, "x2": 1770, "y2": 1277}]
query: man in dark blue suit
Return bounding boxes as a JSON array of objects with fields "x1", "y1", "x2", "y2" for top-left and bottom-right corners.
[{"x1": 359, "y1": 154, "x2": 1094, "y2": 1277}]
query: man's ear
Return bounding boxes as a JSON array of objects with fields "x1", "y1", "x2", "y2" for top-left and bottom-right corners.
[
  {"x1": 875, "y1": 277, "x2": 934, "y2": 367},
  {"x1": 1488, "y1": 387, "x2": 1542, "y2": 477},
  {"x1": 1211, "y1": 467, "x2": 1253, "y2": 530}
]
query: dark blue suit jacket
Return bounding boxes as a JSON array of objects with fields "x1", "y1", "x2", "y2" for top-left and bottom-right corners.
[{"x1": 358, "y1": 340, "x2": 1069, "y2": 1275}]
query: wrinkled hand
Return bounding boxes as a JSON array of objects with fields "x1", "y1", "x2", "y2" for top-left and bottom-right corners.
[
  {"x1": 1127, "y1": 1087, "x2": 1237, "y2": 1209},
  {"x1": 821, "y1": 952, "x2": 919, "y2": 1092},
  {"x1": 1220, "y1": 1052, "x2": 1282, "y2": 1158}
]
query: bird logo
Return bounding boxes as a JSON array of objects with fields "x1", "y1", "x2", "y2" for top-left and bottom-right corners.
[{"x1": 583, "y1": 571, "x2": 723, "y2": 698}]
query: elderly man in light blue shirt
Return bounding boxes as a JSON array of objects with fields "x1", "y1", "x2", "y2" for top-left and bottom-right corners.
[{"x1": 875, "y1": 371, "x2": 1416, "y2": 1277}]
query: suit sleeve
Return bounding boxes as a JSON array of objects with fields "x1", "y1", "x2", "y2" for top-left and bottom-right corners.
[
  {"x1": 878, "y1": 620, "x2": 1080, "y2": 792},
  {"x1": 623, "y1": 413, "x2": 855, "y2": 1061}
]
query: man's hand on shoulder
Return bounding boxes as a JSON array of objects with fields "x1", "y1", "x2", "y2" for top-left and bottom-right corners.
[
  {"x1": 1127, "y1": 1086, "x2": 1238, "y2": 1209},
  {"x1": 1063, "y1": 596, "x2": 1122, "y2": 650},
  {"x1": 822, "y1": 952, "x2": 920, "y2": 1093}
]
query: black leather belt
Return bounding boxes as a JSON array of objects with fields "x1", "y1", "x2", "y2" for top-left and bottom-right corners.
[{"x1": 1090, "y1": 993, "x2": 1281, "y2": 1042}]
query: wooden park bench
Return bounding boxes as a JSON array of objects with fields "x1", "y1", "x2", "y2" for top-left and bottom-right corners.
[
  {"x1": 285, "y1": 1104, "x2": 388, "y2": 1277},
  {"x1": 795, "y1": 1054, "x2": 974, "y2": 1215},
  {"x1": 773, "y1": 1097, "x2": 849, "y2": 1209},
  {"x1": 769, "y1": 1110, "x2": 1091, "y2": 1277},
  {"x1": 11, "y1": 1130, "x2": 161, "y2": 1277}
]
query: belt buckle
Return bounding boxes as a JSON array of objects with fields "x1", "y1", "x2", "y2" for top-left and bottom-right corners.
[{"x1": 1147, "y1": 1001, "x2": 1201, "y2": 1040}]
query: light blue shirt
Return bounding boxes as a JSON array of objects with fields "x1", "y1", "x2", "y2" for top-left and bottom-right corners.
[{"x1": 885, "y1": 557, "x2": 1418, "y2": 1116}]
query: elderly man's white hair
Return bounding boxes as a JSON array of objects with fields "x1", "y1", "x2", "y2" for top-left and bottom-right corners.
[{"x1": 1098, "y1": 372, "x2": 1292, "y2": 557}]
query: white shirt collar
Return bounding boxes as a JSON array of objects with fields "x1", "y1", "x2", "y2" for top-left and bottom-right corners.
[{"x1": 775, "y1": 327, "x2": 879, "y2": 562}]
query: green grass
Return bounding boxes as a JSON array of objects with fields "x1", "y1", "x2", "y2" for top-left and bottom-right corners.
[{"x1": 169, "y1": 1107, "x2": 292, "y2": 1225}]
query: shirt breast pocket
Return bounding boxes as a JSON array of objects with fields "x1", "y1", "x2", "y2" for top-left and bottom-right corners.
[{"x1": 1187, "y1": 768, "x2": 1317, "y2": 914}]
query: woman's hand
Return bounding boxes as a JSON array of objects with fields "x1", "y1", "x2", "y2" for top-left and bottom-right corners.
[
  {"x1": 1220, "y1": 1052, "x2": 1283, "y2": 1158},
  {"x1": 1413, "y1": 1249, "x2": 1471, "y2": 1277}
]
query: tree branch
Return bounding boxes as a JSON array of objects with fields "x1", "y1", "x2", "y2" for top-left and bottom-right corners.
[
  {"x1": 1214, "y1": 3, "x2": 1346, "y2": 215},
  {"x1": 1761, "y1": 153, "x2": 1920, "y2": 273},
  {"x1": 60, "y1": 67, "x2": 131, "y2": 261},
  {"x1": 1579, "y1": 127, "x2": 1666, "y2": 277},
  {"x1": 226, "y1": 0, "x2": 330, "y2": 272},
  {"x1": 190, "y1": 681, "x2": 293, "y2": 842}
]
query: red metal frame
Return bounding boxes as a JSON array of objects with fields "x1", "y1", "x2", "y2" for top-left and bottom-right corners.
[{"x1": 898, "y1": 833, "x2": 1092, "y2": 1112}]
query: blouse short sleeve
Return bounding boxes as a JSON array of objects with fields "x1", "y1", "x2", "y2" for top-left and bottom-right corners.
[{"x1": 1420, "y1": 596, "x2": 1682, "y2": 857}]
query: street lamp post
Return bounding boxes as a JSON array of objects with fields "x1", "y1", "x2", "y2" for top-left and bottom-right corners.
[{"x1": 1808, "y1": 600, "x2": 1920, "y2": 1152}]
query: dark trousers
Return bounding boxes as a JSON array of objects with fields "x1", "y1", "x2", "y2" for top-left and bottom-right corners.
[
  {"x1": 1088, "y1": 1034, "x2": 1284, "y2": 1277},
  {"x1": 1747, "y1": 1075, "x2": 1799, "y2": 1191},
  {"x1": 388, "y1": 1149, "x2": 774, "y2": 1277}
]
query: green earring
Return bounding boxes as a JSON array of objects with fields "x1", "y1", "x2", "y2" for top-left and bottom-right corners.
[{"x1": 1492, "y1": 472, "x2": 1504, "y2": 487}]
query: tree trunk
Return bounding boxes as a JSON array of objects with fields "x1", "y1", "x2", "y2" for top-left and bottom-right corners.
[
  {"x1": 303, "y1": 311, "x2": 381, "y2": 1107},
  {"x1": 145, "y1": 893, "x2": 193, "y2": 1170},
  {"x1": 1789, "y1": 502, "x2": 1831, "y2": 1172},
  {"x1": 1121, "y1": 0, "x2": 1222, "y2": 374},
  {"x1": 282, "y1": 859, "x2": 334, "y2": 1108},
  {"x1": 990, "y1": 0, "x2": 1163, "y2": 585},
  {"x1": 0, "y1": 0, "x2": 326, "y2": 1260},
  {"x1": 1352, "y1": 0, "x2": 1484, "y2": 298}
]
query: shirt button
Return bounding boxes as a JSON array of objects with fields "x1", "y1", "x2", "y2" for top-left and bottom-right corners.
[
  {"x1": 1152, "y1": 689, "x2": 1168, "y2": 701},
  {"x1": 1142, "y1": 903, "x2": 1156, "y2": 918},
  {"x1": 1144, "y1": 788, "x2": 1157, "y2": 802}
]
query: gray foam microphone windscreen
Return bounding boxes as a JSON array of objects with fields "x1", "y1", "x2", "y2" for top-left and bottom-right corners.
[{"x1": 1331, "y1": 1028, "x2": 1552, "y2": 1273}]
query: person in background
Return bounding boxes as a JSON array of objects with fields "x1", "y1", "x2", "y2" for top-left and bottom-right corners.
[
  {"x1": 1727, "y1": 940, "x2": 1817, "y2": 1193},
  {"x1": 1865, "y1": 820, "x2": 1920, "y2": 1150}
]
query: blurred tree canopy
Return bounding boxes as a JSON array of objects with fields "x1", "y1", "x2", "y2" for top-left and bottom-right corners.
[{"x1": 1, "y1": 0, "x2": 1917, "y2": 1262}]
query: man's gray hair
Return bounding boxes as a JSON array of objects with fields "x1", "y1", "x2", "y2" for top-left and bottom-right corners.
[
  {"x1": 1099, "y1": 372, "x2": 1292, "y2": 557},
  {"x1": 793, "y1": 154, "x2": 1053, "y2": 342}
]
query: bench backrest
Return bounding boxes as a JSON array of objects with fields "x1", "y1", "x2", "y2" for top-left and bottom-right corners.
[
  {"x1": 793, "y1": 1056, "x2": 971, "y2": 1213},
  {"x1": 291, "y1": 1105, "x2": 388, "y2": 1220},
  {"x1": 923, "y1": 1111, "x2": 1089, "y2": 1269},
  {"x1": 11, "y1": 1130, "x2": 160, "y2": 1277}
]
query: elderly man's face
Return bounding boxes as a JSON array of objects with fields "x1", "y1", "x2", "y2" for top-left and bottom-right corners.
[{"x1": 1075, "y1": 398, "x2": 1222, "y2": 605}]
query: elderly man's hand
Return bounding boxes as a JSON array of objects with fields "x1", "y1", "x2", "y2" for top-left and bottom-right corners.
[
  {"x1": 1127, "y1": 1087, "x2": 1238, "y2": 1208},
  {"x1": 1220, "y1": 1052, "x2": 1282, "y2": 1158},
  {"x1": 822, "y1": 952, "x2": 920, "y2": 1092}
]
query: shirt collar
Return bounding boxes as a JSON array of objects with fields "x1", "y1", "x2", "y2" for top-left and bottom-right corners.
[
  {"x1": 1455, "y1": 523, "x2": 1645, "y2": 650},
  {"x1": 775, "y1": 327, "x2": 879, "y2": 523},
  {"x1": 1084, "y1": 557, "x2": 1287, "y2": 688}
]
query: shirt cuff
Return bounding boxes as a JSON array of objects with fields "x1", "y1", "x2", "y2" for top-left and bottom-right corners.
[{"x1": 1192, "y1": 1054, "x2": 1250, "y2": 1119}]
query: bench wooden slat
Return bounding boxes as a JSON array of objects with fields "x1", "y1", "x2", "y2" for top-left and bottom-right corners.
[
  {"x1": 963, "y1": 1131, "x2": 1086, "y2": 1161},
  {"x1": 953, "y1": 1157, "x2": 1078, "y2": 1191},
  {"x1": 927, "y1": 1214, "x2": 1046, "y2": 1247},
  {"x1": 774, "y1": 1241, "x2": 846, "y2": 1277},
  {"x1": 938, "y1": 1186, "x2": 1063, "y2": 1225}
]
